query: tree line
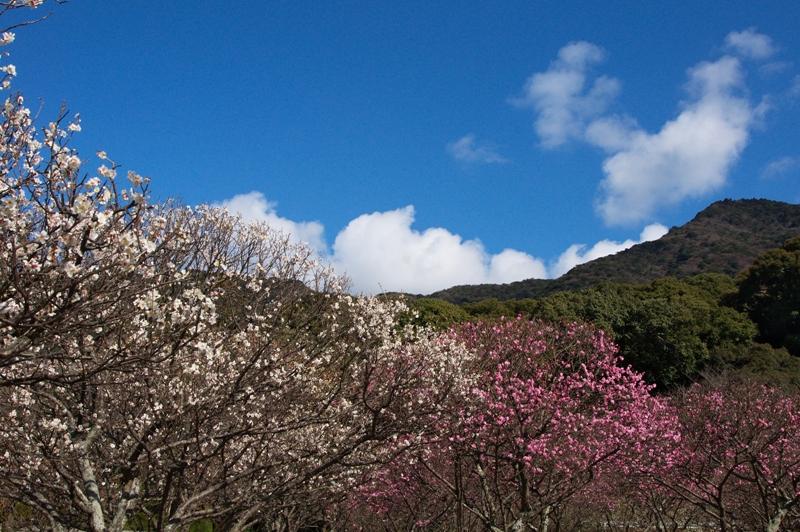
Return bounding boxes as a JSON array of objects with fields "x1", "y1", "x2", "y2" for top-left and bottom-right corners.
[{"x1": 408, "y1": 238, "x2": 800, "y2": 392}]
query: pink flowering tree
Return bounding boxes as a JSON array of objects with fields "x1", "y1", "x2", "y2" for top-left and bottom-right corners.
[
  {"x1": 356, "y1": 318, "x2": 673, "y2": 531},
  {"x1": 571, "y1": 463, "x2": 705, "y2": 531},
  {"x1": 653, "y1": 378, "x2": 800, "y2": 532}
]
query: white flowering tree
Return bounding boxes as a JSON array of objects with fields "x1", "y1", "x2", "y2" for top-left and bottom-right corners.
[{"x1": 0, "y1": 5, "x2": 476, "y2": 530}]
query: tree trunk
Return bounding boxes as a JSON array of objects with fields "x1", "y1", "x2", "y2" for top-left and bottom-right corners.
[
  {"x1": 73, "y1": 426, "x2": 105, "y2": 532},
  {"x1": 455, "y1": 457, "x2": 464, "y2": 531},
  {"x1": 511, "y1": 511, "x2": 536, "y2": 532},
  {"x1": 108, "y1": 477, "x2": 140, "y2": 532},
  {"x1": 540, "y1": 505, "x2": 551, "y2": 532},
  {"x1": 766, "y1": 507, "x2": 787, "y2": 532},
  {"x1": 78, "y1": 454, "x2": 105, "y2": 532}
]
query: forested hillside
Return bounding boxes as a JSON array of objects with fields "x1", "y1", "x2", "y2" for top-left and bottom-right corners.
[
  {"x1": 431, "y1": 199, "x2": 800, "y2": 304},
  {"x1": 408, "y1": 237, "x2": 800, "y2": 390}
]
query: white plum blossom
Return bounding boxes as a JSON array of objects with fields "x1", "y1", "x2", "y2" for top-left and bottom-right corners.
[
  {"x1": 0, "y1": 83, "x2": 475, "y2": 531},
  {"x1": 127, "y1": 170, "x2": 143, "y2": 186},
  {"x1": 0, "y1": 5, "x2": 479, "y2": 531},
  {"x1": 65, "y1": 154, "x2": 81, "y2": 171},
  {"x1": 98, "y1": 164, "x2": 116, "y2": 179}
]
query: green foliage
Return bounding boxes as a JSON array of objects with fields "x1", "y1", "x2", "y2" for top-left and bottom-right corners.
[
  {"x1": 414, "y1": 274, "x2": 760, "y2": 391},
  {"x1": 406, "y1": 297, "x2": 471, "y2": 330},
  {"x1": 125, "y1": 512, "x2": 151, "y2": 531},
  {"x1": 411, "y1": 232, "x2": 800, "y2": 391},
  {"x1": 189, "y1": 519, "x2": 215, "y2": 532},
  {"x1": 683, "y1": 272, "x2": 738, "y2": 299},
  {"x1": 462, "y1": 298, "x2": 517, "y2": 319},
  {"x1": 0, "y1": 500, "x2": 40, "y2": 530},
  {"x1": 736, "y1": 236, "x2": 800, "y2": 355},
  {"x1": 531, "y1": 277, "x2": 757, "y2": 390},
  {"x1": 709, "y1": 343, "x2": 800, "y2": 388}
]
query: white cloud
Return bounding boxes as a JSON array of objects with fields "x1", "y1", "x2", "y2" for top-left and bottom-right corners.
[
  {"x1": 215, "y1": 191, "x2": 327, "y2": 253},
  {"x1": 518, "y1": 33, "x2": 774, "y2": 226},
  {"x1": 594, "y1": 56, "x2": 755, "y2": 224},
  {"x1": 724, "y1": 28, "x2": 776, "y2": 60},
  {"x1": 489, "y1": 249, "x2": 548, "y2": 285},
  {"x1": 760, "y1": 156, "x2": 800, "y2": 179},
  {"x1": 331, "y1": 206, "x2": 546, "y2": 294},
  {"x1": 447, "y1": 134, "x2": 508, "y2": 164},
  {"x1": 639, "y1": 223, "x2": 670, "y2": 242},
  {"x1": 584, "y1": 115, "x2": 640, "y2": 153},
  {"x1": 216, "y1": 192, "x2": 673, "y2": 293},
  {"x1": 551, "y1": 223, "x2": 668, "y2": 278},
  {"x1": 513, "y1": 41, "x2": 620, "y2": 148},
  {"x1": 218, "y1": 193, "x2": 547, "y2": 294}
]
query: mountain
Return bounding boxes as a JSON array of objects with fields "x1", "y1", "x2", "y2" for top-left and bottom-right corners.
[{"x1": 429, "y1": 199, "x2": 800, "y2": 304}]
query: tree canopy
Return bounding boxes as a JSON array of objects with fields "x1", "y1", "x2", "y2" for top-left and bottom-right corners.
[
  {"x1": 410, "y1": 266, "x2": 800, "y2": 390},
  {"x1": 736, "y1": 236, "x2": 800, "y2": 355}
]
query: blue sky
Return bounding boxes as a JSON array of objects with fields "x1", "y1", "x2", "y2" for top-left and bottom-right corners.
[{"x1": 8, "y1": 1, "x2": 800, "y2": 293}]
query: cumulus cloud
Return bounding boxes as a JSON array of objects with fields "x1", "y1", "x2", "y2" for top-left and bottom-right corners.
[
  {"x1": 594, "y1": 56, "x2": 756, "y2": 224},
  {"x1": 488, "y1": 249, "x2": 548, "y2": 285},
  {"x1": 760, "y1": 156, "x2": 800, "y2": 179},
  {"x1": 217, "y1": 194, "x2": 547, "y2": 294},
  {"x1": 217, "y1": 192, "x2": 672, "y2": 293},
  {"x1": 724, "y1": 28, "x2": 776, "y2": 60},
  {"x1": 513, "y1": 41, "x2": 621, "y2": 148},
  {"x1": 215, "y1": 191, "x2": 327, "y2": 253},
  {"x1": 518, "y1": 32, "x2": 775, "y2": 225},
  {"x1": 447, "y1": 134, "x2": 508, "y2": 164},
  {"x1": 639, "y1": 223, "x2": 670, "y2": 242},
  {"x1": 584, "y1": 115, "x2": 640, "y2": 153},
  {"x1": 331, "y1": 206, "x2": 546, "y2": 294},
  {"x1": 551, "y1": 223, "x2": 669, "y2": 278}
]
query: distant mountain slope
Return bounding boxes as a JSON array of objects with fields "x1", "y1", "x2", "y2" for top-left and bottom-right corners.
[{"x1": 430, "y1": 199, "x2": 800, "y2": 304}]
